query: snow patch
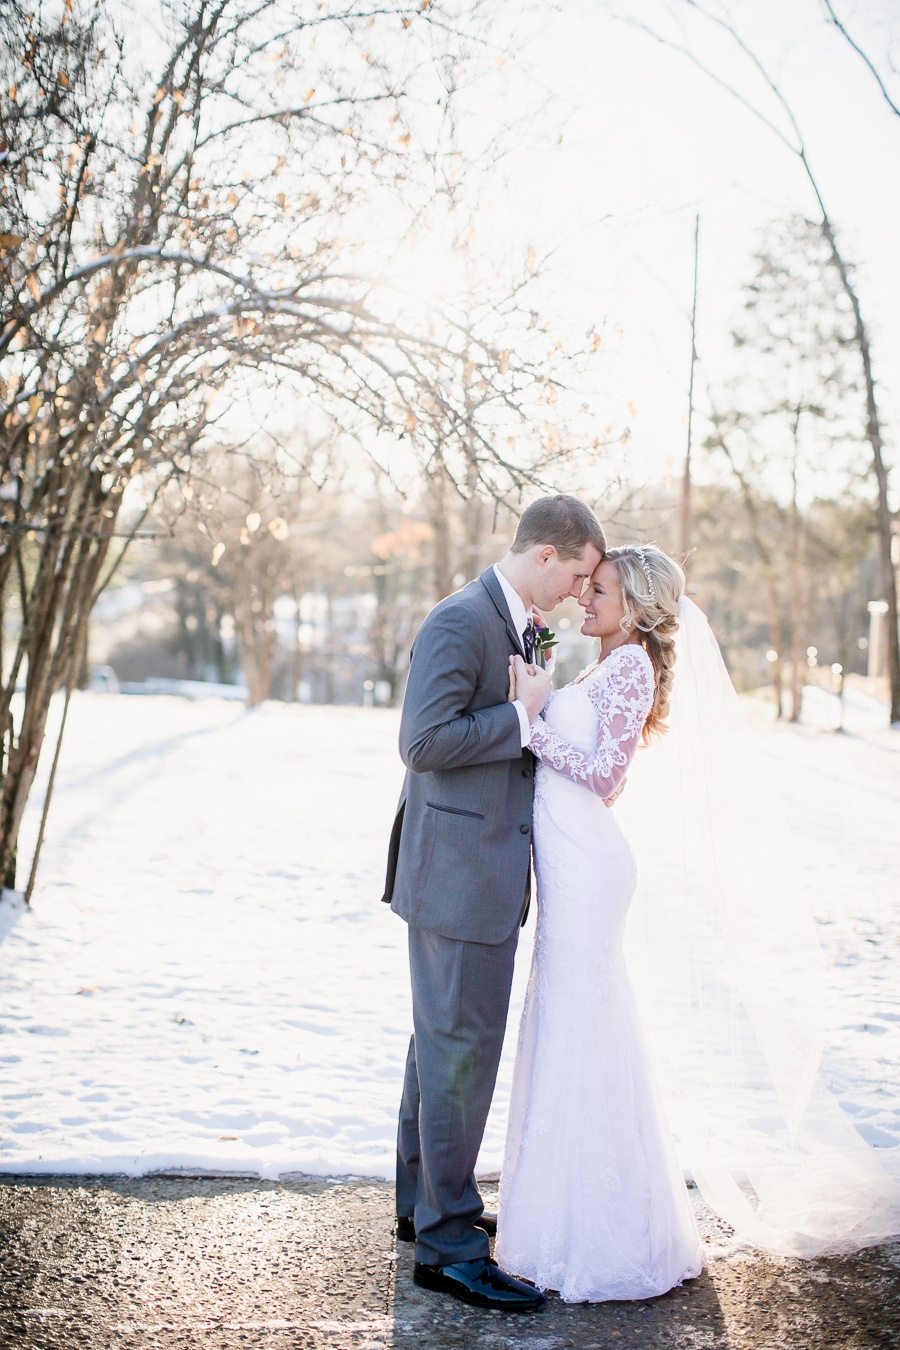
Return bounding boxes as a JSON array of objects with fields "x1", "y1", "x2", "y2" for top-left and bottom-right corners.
[{"x1": 0, "y1": 694, "x2": 897, "y2": 1181}]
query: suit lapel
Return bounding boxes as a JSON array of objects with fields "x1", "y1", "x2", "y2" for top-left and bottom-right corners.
[{"x1": 479, "y1": 567, "x2": 526, "y2": 656}]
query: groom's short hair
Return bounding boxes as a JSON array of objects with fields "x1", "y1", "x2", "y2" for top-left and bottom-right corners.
[{"x1": 511, "y1": 495, "x2": 606, "y2": 559}]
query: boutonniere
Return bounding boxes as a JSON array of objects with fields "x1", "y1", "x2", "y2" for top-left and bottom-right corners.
[{"x1": 533, "y1": 623, "x2": 558, "y2": 659}]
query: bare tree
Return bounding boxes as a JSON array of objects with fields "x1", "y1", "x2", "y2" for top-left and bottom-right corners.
[
  {"x1": 0, "y1": 0, "x2": 606, "y2": 893},
  {"x1": 368, "y1": 495, "x2": 434, "y2": 701},
  {"x1": 806, "y1": 495, "x2": 877, "y2": 714},
  {"x1": 705, "y1": 216, "x2": 868, "y2": 719},
  {"x1": 705, "y1": 410, "x2": 789, "y2": 715},
  {"x1": 606, "y1": 0, "x2": 900, "y2": 724},
  {"x1": 202, "y1": 458, "x2": 296, "y2": 706}
]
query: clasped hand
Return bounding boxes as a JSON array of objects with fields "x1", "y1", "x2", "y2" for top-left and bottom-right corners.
[
  {"x1": 508, "y1": 653, "x2": 552, "y2": 721},
  {"x1": 509, "y1": 654, "x2": 626, "y2": 810}
]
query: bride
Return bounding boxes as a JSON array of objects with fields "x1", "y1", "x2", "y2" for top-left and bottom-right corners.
[
  {"x1": 497, "y1": 544, "x2": 702, "y2": 1302},
  {"x1": 498, "y1": 542, "x2": 900, "y2": 1302}
]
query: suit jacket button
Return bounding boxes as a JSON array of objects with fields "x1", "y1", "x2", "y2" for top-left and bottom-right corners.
[
  {"x1": 519, "y1": 824, "x2": 530, "y2": 834},
  {"x1": 522, "y1": 768, "x2": 532, "y2": 778}
]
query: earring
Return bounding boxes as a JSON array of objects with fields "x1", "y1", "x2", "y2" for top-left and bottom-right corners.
[{"x1": 619, "y1": 614, "x2": 633, "y2": 634}]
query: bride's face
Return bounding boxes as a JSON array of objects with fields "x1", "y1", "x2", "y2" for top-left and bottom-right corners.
[{"x1": 578, "y1": 560, "x2": 630, "y2": 639}]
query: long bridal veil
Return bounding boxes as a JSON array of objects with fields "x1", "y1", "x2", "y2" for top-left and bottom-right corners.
[{"x1": 618, "y1": 596, "x2": 900, "y2": 1258}]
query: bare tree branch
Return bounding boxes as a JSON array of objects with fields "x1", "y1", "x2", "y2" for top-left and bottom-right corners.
[
  {"x1": 603, "y1": 0, "x2": 900, "y2": 723},
  {"x1": 823, "y1": 0, "x2": 900, "y2": 118}
]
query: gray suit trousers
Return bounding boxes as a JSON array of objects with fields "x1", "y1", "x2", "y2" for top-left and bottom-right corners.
[{"x1": 396, "y1": 922, "x2": 519, "y2": 1266}]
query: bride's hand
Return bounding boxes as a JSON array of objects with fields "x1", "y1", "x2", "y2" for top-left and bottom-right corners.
[
  {"x1": 509, "y1": 654, "x2": 529, "y2": 701},
  {"x1": 509, "y1": 654, "x2": 552, "y2": 721}
]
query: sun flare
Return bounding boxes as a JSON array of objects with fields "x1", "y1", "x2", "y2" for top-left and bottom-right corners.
[{"x1": 389, "y1": 236, "x2": 469, "y2": 311}]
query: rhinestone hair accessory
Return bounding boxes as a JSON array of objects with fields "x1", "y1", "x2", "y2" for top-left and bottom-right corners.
[{"x1": 628, "y1": 546, "x2": 657, "y2": 604}]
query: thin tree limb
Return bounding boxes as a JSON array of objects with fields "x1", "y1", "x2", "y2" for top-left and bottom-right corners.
[{"x1": 823, "y1": 0, "x2": 900, "y2": 118}]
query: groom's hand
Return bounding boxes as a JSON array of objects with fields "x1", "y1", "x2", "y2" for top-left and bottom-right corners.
[{"x1": 510, "y1": 654, "x2": 552, "y2": 722}]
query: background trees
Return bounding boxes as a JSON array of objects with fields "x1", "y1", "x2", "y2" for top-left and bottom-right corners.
[
  {"x1": 0, "y1": 0, "x2": 604, "y2": 889},
  {"x1": 605, "y1": 0, "x2": 900, "y2": 723},
  {"x1": 3, "y1": 0, "x2": 896, "y2": 904},
  {"x1": 704, "y1": 216, "x2": 870, "y2": 720}
]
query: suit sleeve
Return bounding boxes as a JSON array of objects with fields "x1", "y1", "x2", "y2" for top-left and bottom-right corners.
[{"x1": 400, "y1": 605, "x2": 524, "y2": 773}]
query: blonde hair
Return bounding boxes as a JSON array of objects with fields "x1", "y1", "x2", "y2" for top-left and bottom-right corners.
[{"x1": 605, "y1": 545, "x2": 685, "y2": 742}]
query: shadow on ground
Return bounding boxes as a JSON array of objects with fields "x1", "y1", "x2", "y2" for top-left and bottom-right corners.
[{"x1": 0, "y1": 1176, "x2": 897, "y2": 1348}]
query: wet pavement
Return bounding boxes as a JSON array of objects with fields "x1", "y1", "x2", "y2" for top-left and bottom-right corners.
[{"x1": 0, "y1": 1174, "x2": 898, "y2": 1348}]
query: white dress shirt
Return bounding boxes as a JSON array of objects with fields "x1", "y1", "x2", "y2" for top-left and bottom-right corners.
[{"x1": 493, "y1": 564, "x2": 534, "y2": 749}]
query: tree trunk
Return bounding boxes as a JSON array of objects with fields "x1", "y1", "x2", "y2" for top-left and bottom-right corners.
[
  {"x1": 819, "y1": 216, "x2": 899, "y2": 724},
  {"x1": 789, "y1": 585, "x2": 806, "y2": 722},
  {"x1": 462, "y1": 454, "x2": 484, "y2": 583},
  {"x1": 290, "y1": 580, "x2": 303, "y2": 702},
  {"x1": 0, "y1": 474, "x2": 119, "y2": 887},
  {"x1": 234, "y1": 613, "x2": 273, "y2": 706},
  {"x1": 429, "y1": 467, "x2": 453, "y2": 601},
  {"x1": 789, "y1": 414, "x2": 805, "y2": 723},
  {"x1": 74, "y1": 620, "x2": 91, "y2": 691},
  {"x1": 765, "y1": 575, "x2": 785, "y2": 720}
]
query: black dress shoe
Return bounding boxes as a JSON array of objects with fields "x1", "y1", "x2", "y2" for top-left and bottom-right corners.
[
  {"x1": 396, "y1": 1211, "x2": 497, "y2": 1243},
  {"x1": 414, "y1": 1257, "x2": 545, "y2": 1312}
]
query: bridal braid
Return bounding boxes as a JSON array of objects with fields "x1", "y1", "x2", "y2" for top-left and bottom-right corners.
[{"x1": 605, "y1": 546, "x2": 685, "y2": 742}]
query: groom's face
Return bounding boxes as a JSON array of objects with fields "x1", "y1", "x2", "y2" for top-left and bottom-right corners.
[{"x1": 532, "y1": 544, "x2": 603, "y2": 612}]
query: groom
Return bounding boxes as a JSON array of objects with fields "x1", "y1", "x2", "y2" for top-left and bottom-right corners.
[{"x1": 381, "y1": 494, "x2": 606, "y2": 1312}]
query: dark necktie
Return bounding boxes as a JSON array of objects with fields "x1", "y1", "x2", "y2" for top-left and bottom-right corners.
[{"x1": 522, "y1": 621, "x2": 536, "y2": 663}]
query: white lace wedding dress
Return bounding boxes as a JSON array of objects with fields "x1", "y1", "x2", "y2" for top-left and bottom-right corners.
[{"x1": 496, "y1": 644, "x2": 703, "y2": 1303}]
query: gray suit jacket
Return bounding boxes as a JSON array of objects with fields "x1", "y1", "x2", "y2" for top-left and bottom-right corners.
[{"x1": 381, "y1": 566, "x2": 535, "y2": 944}]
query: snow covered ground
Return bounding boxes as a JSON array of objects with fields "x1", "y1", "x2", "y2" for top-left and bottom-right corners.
[{"x1": 0, "y1": 690, "x2": 897, "y2": 1183}]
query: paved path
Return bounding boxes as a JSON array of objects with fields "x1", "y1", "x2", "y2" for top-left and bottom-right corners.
[{"x1": 1, "y1": 1175, "x2": 897, "y2": 1349}]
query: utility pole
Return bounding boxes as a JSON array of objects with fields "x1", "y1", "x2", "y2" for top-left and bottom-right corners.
[{"x1": 681, "y1": 214, "x2": 700, "y2": 564}]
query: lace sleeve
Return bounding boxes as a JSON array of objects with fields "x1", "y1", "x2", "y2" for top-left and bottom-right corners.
[{"x1": 529, "y1": 646, "x2": 654, "y2": 798}]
